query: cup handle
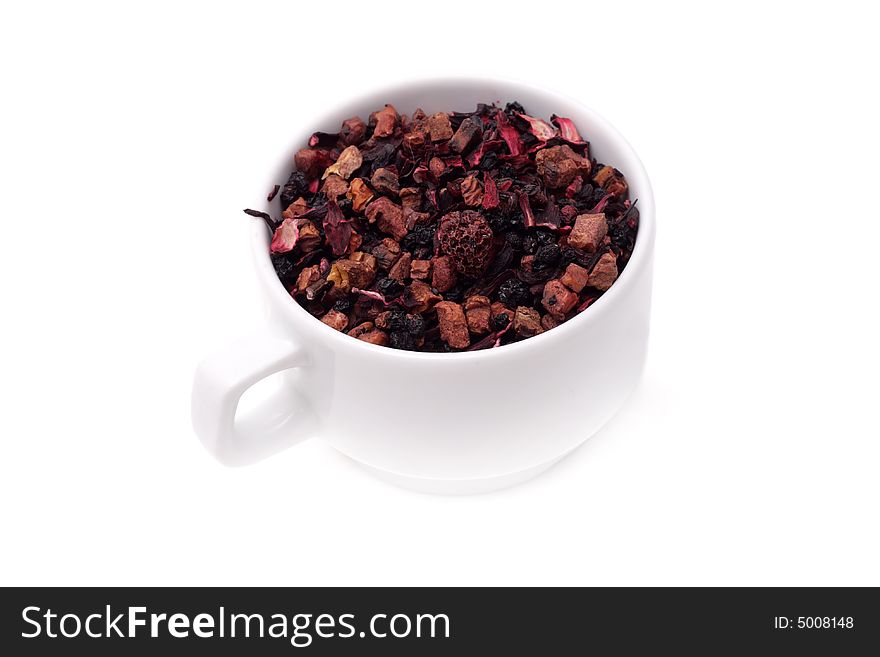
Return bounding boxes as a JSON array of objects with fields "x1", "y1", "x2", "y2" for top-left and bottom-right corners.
[{"x1": 191, "y1": 323, "x2": 317, "y2": 466}]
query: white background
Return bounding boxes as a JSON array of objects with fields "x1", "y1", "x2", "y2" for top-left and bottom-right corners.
[{"x1": 1, "y1": 1, "x2": 878, "y2": 586}]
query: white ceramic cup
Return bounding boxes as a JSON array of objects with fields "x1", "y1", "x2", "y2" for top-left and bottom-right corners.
[{"x1": 192, "y1": 78, "x2": 655, "y2": 494}]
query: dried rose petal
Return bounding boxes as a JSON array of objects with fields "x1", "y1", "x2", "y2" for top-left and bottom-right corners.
[{"x1": 270, "y1": 217, "x2": 300, "y2": 254}]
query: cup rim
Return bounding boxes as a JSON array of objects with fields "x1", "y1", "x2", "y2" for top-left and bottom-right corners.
[{"x1": 250, "y1": 76, "x2": 655, "y2": 362}]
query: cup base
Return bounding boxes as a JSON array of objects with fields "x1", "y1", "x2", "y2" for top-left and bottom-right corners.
[{"x1": 352, "y1": 452, "x2": 571, "y2": 495}]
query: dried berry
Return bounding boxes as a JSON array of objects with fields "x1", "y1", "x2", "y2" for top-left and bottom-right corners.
[
  {"x1": 534, "y1": 244, "x2": 561, "y2": 269},
  {"x1": 375, "y1": 276, "x2": 402, "y2": 297},
  {"x1": 401, "y1": 222, "x2": 435, "y2": 250},
  {"x1": 497, "y1": 277, "x2": 532, "y2": 308},
  {"x1": 436, "y1": 210, "x2": 494, "y2": 277},
  {"x1": 257, "y1": 101, "x2": 638, "y2": 351},
  {"x1": 271, "y1": 253, "x2": 297, "y2": 284},
  {"x1": 491, "y1": 312, "x2": 510, "y2": 331},
  {"x1": 279, "y1": 170, "x2": 310, "y2": 209}
]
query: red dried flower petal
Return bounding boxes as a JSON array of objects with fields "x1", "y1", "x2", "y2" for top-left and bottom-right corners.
[
  {"x1": 551, "y1": 116, "x2": 587, "y2": 144},
  {"x1": 590, "y1": 192, "x2": 614, "y2": 213},
  {"x1": 308, "y1": 132, "x2": 338, "y2": 148},
  {"x1": 516, "y1": 112, "x2": 558, "y2": 141},
  {"x1": 535, "y1": 198, "x2": 562, "y2": 230},
  {"x1": 482, "y1": 172, "x2": 499, "y2": 210},
  {"x1": 517, "y1": 190, "x2": 536, "y2": 229},
  {"x1": 412, "y1": 164, "x2": 431, "y2": 184},
  {"x1": 565, "y1": 176, "x2": 583, "y2": 198},
  {"x1": 495, "y1": 110, "x2": 523, "y2": 156},
  {"x1": 351, "y1": 287, "x2": 397, "y2": 306},
  {"x1": 466, "y1": 139, "x2": 503, "y2": 168},
  {"x1": 323, "y1": 200, "x2": 352, "y2": 256},
  {"x1": 270, "y1": 217, "x2": 300, "y2": 254}
]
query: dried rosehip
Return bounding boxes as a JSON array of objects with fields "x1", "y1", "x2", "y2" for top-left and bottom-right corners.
[{"x1": 436, "y1": 210, "x2": 494, "y2": 278}]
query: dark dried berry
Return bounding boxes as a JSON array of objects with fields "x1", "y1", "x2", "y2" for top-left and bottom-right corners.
[
  {"x1": 401, "y1": 223, "x2": 436, "y2": 250},
  {"x1": 403, "y1": 313, "x2": 425, "y2": 336},
  {"x1": 376, "y1": 277, "x2": 402, "y2": 297},
  {"x1": 271, "y1": 254, "x2": 297, "y2": 284},
  {"x1": 522, "y1": 235, "x2": 538, "y2": 254},
  {"x1": 333, "y1": 296, "x2": 354, "y2": 313},
  {"x1": 497, "y1": 277, "x2": 532, "y2": 307},
  {"x1": 534, "y1": 244, "x2": 561, "y2": 268},
  {"x1": 390, "y1": 331, "x2": 417, "y2": 350},
  {"x1": 486, "y1": 209, "x2": 520, "y2": 233},
  {"x1": 492, "y1": 313, "x2": 510, "y2": 330},
  {"x1": 478, "y1": 152, "x2": 499, "y2": 171},
  {"x1": 442, "y1": 283, "x2": 466, "y2": 302},
  {"x1": 535, "y1": 229, "x2": 556, "y2": 246},
  {"x1": 279, "y1": 170, "x2": 309, "y2": 209},
  {"x1": 505, "y1": 232, "x2": 523, "y2": 250}
]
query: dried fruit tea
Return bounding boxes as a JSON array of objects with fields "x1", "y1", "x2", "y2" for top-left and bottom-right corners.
[{"x1": 245, "y1": 102, "x2": 639, "y2": 352}]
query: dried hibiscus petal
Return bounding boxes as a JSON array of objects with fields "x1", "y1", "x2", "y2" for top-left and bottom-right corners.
[
  {"x1": 495, "y1": 110, "x2": 523, "y2": 156},
  {"x1": 482, "y1": 172, "x2": 499, "y2": 210},
  {"x1": 550, "y1": 115, "x2": 587, "y2": 144},
  {"x1": 516, "y1": 112, "x2": 558, "y2": 141}
]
